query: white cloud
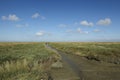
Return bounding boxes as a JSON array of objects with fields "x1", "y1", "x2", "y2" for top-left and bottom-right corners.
[
  {"x1": 66, "y1": 28, "x2": 89, "y2": 34},
  {"x1": 32, "y1": 13, "x2": 40, "y2": 18},
  {"x1": 1, "y1": 14, "x2": 20, "y2": 21},
  {"x1": 58, "y1": 24, "x2": 68, "y2": 27},
  {"x1": 36, "y1": 31, "x2": 45, "y2": 36},
  {"x1": 35, "y1": 31, "x2": 51, "y2": 37},
  {"x1": 8, "y1": 14, "x2": 19, "y2": 21},
  {"x1": 80, "y1": 20, "x2": 94, "y2": 27},
  {"x1": 97, "y1": 18, "x2": 111, "y2": 26},
  {"x1": 77, "y1": 28, "x2": 89, "y2": 34},
  {"x1": 32, "y1": 13, "x2": 45, "y2": 19},
  {"x1": 16, "y1": 23, "x2": 29, "y2": 27}
]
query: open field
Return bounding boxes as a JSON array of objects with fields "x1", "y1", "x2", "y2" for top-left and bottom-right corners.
[
  {"x1": 0, "y1": 42, "x2": 120, "y2": 80},
  {"x1": 1, "y1": 0, "x2": 120, "y2": 80},
  {"x1": 48, "y1": 42, "x2": 120, "y2": 80},
  {"x1": 49, "y1": 42, "x2": 120, "y2": 64},
  {"x1": 0, "y1": 42, "x2": 60, "y2": 80}
]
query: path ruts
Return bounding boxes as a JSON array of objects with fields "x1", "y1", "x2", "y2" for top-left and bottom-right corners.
[{"x1": 45, "y1": 43, "x2": 84, "y2": 80}]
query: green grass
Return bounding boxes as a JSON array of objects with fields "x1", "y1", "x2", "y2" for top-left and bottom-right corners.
[
  {"x1": 49, "y1": 42, "x2": 120, "y2": 64},
  {"x1": 1, "y1": 42, "x2": 120, "y2": 79},
  {"x1": 0, "y1": 42, "x2": 59, "y2": 80}
]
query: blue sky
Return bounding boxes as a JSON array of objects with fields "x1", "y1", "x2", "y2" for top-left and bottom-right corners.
[{"x1": 0, "y1": 0, "x2": 120, "y2": 42}]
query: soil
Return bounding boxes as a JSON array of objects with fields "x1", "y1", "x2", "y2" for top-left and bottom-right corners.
[
  {"x1": 65, "y1": 53, "x2": 120, "y2": 80},
  {"x1": 46, "y1": 44, "x2": 120, "y2": 80}
]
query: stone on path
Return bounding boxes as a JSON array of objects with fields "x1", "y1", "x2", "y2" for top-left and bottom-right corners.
[{"x1": 51, "y1": 60, "x2": 63, "y2": 68}]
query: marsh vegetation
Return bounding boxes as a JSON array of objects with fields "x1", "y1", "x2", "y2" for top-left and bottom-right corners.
[
  {"x1": 49, "y1": 42, "x2": 120, "y2": 64},
  {"x1": 0, "y1": 42, "x2": 120, "y2": 80},
  {"x1": 0, "y1": 42, "x2": 60, "y2": 80}
]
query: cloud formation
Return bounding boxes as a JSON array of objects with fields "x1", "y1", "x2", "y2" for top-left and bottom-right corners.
[
  {"x1": 97, "y1": 18, "x2": 111, "y2": 26},
  {"x1": 35, "y1": 31, "x2": 51, "y2": 37},
  {"x1": 80, "y1": 20, "x2": 94, "y2": 27},
  {"x1": 1, "y1": 14, "x2": 20, "y2": 21},
  {"x1": 77, "y1": 28, "x2": 89, "y2": 34},
  {"x1": 36, "y1": 31, "x2": 45, "y2": 36},
  {"x1": 32, "y1": 13, "x2": 39, "y2": 18},
  {"x1": 66, "y1": 28, "x2": 89, "y2": 34},
  {"x1": 32, "y1": 13, "x2": 45, "y2": 19}
]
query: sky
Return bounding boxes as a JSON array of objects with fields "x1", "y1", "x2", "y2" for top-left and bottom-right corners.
[{"x1": 0, "y1": 0, "x2": 120, "y2": 42}]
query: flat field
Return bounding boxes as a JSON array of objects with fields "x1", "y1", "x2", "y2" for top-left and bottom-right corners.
[
  {"x1": 0, "y1": 42, "x2": 120, "y2": 80},
  {"x1": 49, "y1": 42, "x2": 120, "y2": 64},
  {"x1": 49, "y1": 42, "x2": 120, "y2": 80},
  {"x1": 0, "y1": 42, "x2": 59, "y2": 80}
]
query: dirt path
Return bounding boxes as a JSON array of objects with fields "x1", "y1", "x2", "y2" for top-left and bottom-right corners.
[
  {"x1": 46, "y1": 43, "x2": 83, "y2": 80},
  {"x1": 45, "y1": 43, "x2": 120, "y2": 80}
]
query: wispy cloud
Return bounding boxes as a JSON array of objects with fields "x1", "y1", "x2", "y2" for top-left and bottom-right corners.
[
  {"x1": 77, "y1": 28, "x2": 89, "y2": 34},
  {"x1": 97, "y1": 18, "x2": 111, "y2": 26},
  {"x1": 35, "y1": 31, "x2": 51, "y2": 36},
  {"x1": 32, "y1": 13, "x2": 39, "y2": 18},
  {"x1": 66, "y1": 28, "x2": 89, "y2": 34},
  {"x1": 80, "y1": 20, "x2": 94, "y2": 27},
  {"x1": 36, "y1": 31, "x2": 45, "y2": 36},
  {"x1": 32, "y1": 13, "x2": 45, "y2": 19},
  {"x1": 1, "y1": 14, "x2": 20, "y2": 21},
  {"x1": 16, "y1": 23, "x2": 29, "y2": 27}
]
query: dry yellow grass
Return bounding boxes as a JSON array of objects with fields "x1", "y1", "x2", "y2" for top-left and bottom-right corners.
[{"x1": 0, "y1": 42, "x2": 60, "y2": 80}]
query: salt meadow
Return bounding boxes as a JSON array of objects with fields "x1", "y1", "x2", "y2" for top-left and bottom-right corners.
[
  {"x1": 0, "y1": 42, "x2": 60, "y2": 80},
  {"x1": 0, "y1": 42, "x2": 120, "y2": 80},
  {"x1": 0, "y1": 0, "x2": 120, "y2": 80}
]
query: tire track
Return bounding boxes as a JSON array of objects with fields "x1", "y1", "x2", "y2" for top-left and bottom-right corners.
[{"x1": 45, "y1": 43, "x2": 84, "y2": 80}]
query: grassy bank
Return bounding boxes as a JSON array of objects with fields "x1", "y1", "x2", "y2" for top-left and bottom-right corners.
[
  {"x1": 49, "y1": 42, "x2": 120, "y2": 64},
  {"x1": 0, "y1": 42, "x2": 59, "y2": 80}
]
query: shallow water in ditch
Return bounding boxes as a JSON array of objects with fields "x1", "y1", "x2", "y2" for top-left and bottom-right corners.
[
  {"x1": 46, "y1": 44, "x2": 84, "y2": 80},
  {"x1": 46, "y1": 43, "x2": 120, "y2": 80}
]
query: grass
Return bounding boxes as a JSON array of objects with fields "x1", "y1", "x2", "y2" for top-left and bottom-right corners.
[
  {"x1": 49, "y1": 42, "x2": 120, "y2": 64},
  {"x1": 0, "y1": 42, "x2": 60, "y2": 80},
  {"x1": 1, "y1": 42, "x2": 120, "y2": 80}
]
